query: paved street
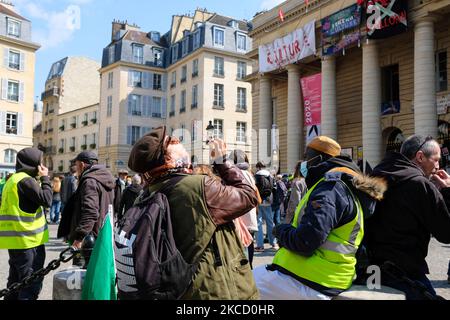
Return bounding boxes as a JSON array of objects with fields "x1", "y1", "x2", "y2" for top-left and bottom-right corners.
[{"x1": 0, "y1": 224, "x2": 449, "y2": 300}]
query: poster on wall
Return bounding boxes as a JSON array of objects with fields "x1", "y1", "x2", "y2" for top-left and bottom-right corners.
[
  {"x1": 321, "y1": 4, "x2": 362, "y2": 56},
  {"x1": 437, "y1": 94, "x2": 450, "y2": 115},
  {"x1": 259, "y1": 20, "x2": 316, "y2": 73},
  {"x1": 366, "y1": 0, "x2": 408, "y2": 39}
]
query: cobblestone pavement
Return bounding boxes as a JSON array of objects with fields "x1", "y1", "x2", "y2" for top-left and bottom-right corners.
[{"x1": 0, "y1": 225, "x2": 449, "y2": 300}]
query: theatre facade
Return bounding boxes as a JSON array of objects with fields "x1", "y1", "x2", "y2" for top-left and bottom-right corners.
[{"x1": 247, "y1": 0, "x2": 450, "y2": 173}]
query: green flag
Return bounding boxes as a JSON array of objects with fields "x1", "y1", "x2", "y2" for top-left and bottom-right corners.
[{"x1": 82, "y1": 205, "x2": 117, "y2": 300}]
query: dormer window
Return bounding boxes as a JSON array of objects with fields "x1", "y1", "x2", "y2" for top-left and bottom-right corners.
[
  {"x1": 153, "y1": 48, "x2": 163, "y2": 66},
  {"x1": 171, "y1": 44, "x2": 179, "y2": 63},
  {"x1": 193, "y1": 30, "x2": 201, "y2": 50},
  {"x1": 182, "y1": 37, "x2": 189, "y2": 56},
  {"x1": 236, "y1": 32, "x2": 247, "y2": 52},
  {"x1": 229, "y1": 20, "x2": 239, "y2": 29},
  {"x1": 7, "y1": 18, "x2": 21, "y2": 38},
  {"x1": 132, "y1": 44, "x2": 144, "y2": 64},
  {"x1": 213, "y1": 27, "x2": 225, "y2": 48}
]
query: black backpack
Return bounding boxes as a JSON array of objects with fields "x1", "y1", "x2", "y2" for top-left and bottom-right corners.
[
  {"x1": 256, "y1": 174, "x2": 274, "y2": 200},
  {"x1": 114, "y1": 179, "x2": 196, "y2": 300}
]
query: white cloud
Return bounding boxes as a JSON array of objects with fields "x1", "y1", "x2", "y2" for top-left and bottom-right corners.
[
  {"x1": 13, "y1": 0, "x2": 87, "y2": 50},
  {"x1": 260, "y1": 0, "x2": 285, "y2": 11}
]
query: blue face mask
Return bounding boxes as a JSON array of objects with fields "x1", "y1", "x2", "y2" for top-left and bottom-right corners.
[
  {"x1": 300, "y1": 161, "x2": 309, "y2": 178},
  {"x1": 299, "y1": 155, "x2": 322, "y2": 178}
]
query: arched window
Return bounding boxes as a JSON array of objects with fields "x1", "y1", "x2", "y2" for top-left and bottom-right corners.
[
  {"x1": 386, "y1": 128, "x2": 405, "y2": 153},
  {"x1": 4, "y1": 149, "x2": 17, "y2": 164}
]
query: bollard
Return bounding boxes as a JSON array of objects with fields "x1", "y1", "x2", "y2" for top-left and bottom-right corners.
[{"x1": 53, "y1": 267, "x2": 86, "y2": 300}]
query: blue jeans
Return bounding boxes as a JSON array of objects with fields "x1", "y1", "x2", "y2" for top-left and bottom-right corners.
[
  {"x1": 257, "y1": 205, "x2": 276, "y2": 248},
  {"x1": 50, "y1": 200, "x2": 61, "y2": 223},
  {"x1": 272, "y1": 205, "x2": 281, "y2": 226}
]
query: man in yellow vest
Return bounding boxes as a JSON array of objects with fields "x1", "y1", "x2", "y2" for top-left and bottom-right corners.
[
  {"x1": 253, "y1": 136, "x2": 386, "y2": 300},
  {"x1": 0, "y1": 148, "x2": 52, "y2": 300}
]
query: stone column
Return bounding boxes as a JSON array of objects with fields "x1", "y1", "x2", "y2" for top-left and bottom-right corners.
[
  {"x1": 414, "y1": 16, "x2": 437, "y2": 138},
  {"x1": 321, "y1": 55, "x2": 337, "y2": 139},
  {"x1": 258, "y1": 76, "x2": 272, "y2": 165},
  {"x1": 286, "y1": 64, "x2": 303, "y2": 173},
  {"x1": 362, "y1": 40, "x2": 382, "y2": 170}
]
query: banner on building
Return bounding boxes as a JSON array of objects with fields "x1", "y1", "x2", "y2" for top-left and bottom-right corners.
[
  {"x1": 259, "y1": 20, "x2": 316, "y2": 73},
  {"x1": 366, "y1": 0, "x2": 408, "y2": 39},
  {"x1": 321, "y1": 4, "x2": 362, "y2": 56},
  {"x1": 301, "y1": 73, "x2": 322, "y2": 127}
]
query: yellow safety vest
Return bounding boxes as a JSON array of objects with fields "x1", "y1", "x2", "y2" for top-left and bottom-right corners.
[
  {"x1": 0, "y1": 172, "x2": 49, "y2": 249},
  {"x1": 272, "y1": 175, "x2": 364, "y2": 290}
]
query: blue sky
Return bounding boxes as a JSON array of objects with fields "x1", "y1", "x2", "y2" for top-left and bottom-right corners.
[{"x1": 11, "y1": 0, "x2": 285, "y2": 103}]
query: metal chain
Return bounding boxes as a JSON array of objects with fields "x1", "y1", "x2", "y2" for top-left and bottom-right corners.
[{"x1": 0, "y1": 247, "x2": 79, "y2": 300}]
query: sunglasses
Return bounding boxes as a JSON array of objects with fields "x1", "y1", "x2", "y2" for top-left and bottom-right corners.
[{"x1": 414, "y1": 136, "x2": 434, "y2": 156}]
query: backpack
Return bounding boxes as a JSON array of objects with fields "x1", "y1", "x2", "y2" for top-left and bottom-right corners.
[
  {"x1": 256, "y1": 174, "x2": 274, "y2": 200},
  {"x1": 272, "y1": 180, "x2": 287, "y2": 207},
  {"x1": 114, "y1": 180, "x2": 196, "y2": 300}
]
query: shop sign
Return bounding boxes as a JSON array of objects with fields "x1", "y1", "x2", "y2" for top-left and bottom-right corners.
[
  {"x1": 301, "y1": 73, "x2": 322, "y2": 127},
  {"x1": 366, "y1": 0, "x2": 408, "y2": 39},
  {"x1": 259, "y1": 20, "x2": 316, "y2": 73},
  {"x1": 306, "y1": 125, "x2": 321, "y2": 146},
  {"x1": 437, "y1": 94, "x2": 450, "y2": 115},
  {"x1": 321, "y1": 4, "x2": 362, "y2": 56}
]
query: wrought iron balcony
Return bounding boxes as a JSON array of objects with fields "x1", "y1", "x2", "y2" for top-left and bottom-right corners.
[{"x1": 41, "y1": 87, "x2": 60, "y2": 101}]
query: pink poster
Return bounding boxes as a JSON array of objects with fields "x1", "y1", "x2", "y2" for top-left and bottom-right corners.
[{"x1": 301, "y1": 73, "x2": 322, "y2": 126}]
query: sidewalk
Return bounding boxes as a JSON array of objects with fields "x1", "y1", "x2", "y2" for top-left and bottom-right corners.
[{"x1": 0, "y1": 225, "x2": 449, "y2": 300}]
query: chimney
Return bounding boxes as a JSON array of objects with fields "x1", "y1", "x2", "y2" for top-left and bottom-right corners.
[
  {"x1": 111, "y1": 19, "x2": 140, "y2": 41},
  {"x1": 0, "y1": 0, "x2": 15, "y2": 12}
]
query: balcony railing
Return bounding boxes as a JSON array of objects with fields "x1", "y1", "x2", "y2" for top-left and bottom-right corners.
[
  {"x1": 90, "y1": 143, "x2": 97, "y2": 149},
  {"x1": 191, "y1": 103, "x2": 198, "y2": 109},
  {"x1": 41, "y1": 87, "x2": 60, "y2": 101},
  {"x1": 58, "y1": 148, "x2": 64, "y2": 154},
  {"x1": 48, "y1": 128, "x2": 54, "y2": 133},
  {"x1": 82, "y1": 121, "x2": 88, "y2": 126},
  {"x1": 9, "y1": 62, "x2": 20, "y2": 70},
  {"x1": 91, "y1": 118, "x2": 97, "y2": 124},
  {"x1": 169, "y1": 111, "x2": 175, "y2": 117},
  {"x1": 70, "y1": 146, "x2": 76, "y2": 152},
  {"x1": 70, "y1": 123, "x2": 77, "y2": 129},
  {"x1": 81, "y1": 144, "x2": 87, "y2": 151},
  {"x1": 6, "y1": 128, "x2": 17, "y2": 135},
  {"x1": 59, "y1": 126, "x2": 65, "y2": 131},
  {"x1": 58, "y1": 166, "x2": 64, "y2": 172},
  {"x1": 192, "y1": 71, "x2": 199, "y2": 78},
  {"x1": 45, "y1": 146, "x2": 57, "y2": 155}
]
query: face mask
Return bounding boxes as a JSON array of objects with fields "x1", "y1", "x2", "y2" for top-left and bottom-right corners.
[
  {"x1": 299, "y1": 155, "x2": 323, "y2": 178},
  {"x1": 300, "y1": 161, "x2": 309, "y2": 178}
]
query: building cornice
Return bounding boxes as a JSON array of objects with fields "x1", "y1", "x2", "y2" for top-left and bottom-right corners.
[
  {"x1": 250, "y1": 0, "x2": 331, "y2": 39},
  {"x1": 0, "y1": 35, "x2": 40, "y2": 51},
  {"x1": 99, "y1": 61, "x2": 165, "y2": 74},
  {"x1": 58, "y1": 103, "x2": 99, "y2": 117},
  {"x1": 167, "y1": 46, "x2": 253, "y2": 70}
]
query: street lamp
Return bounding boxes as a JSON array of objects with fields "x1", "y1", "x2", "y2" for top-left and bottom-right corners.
[{"x1": 206, "y1": 121, "x2": 215, "y2": 144}]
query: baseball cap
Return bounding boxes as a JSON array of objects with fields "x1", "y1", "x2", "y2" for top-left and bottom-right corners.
[{"x1": 72, "y1": 151, "x2": 98, "y2": 164}]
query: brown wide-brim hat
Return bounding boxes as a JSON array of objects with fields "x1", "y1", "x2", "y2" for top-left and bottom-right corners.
[
  {"x1": 307, "y1": 136, "x2": 341, "y2": 158},
  {"x1": 128, "y1": 126, "x2": 167, "y2": 174}
]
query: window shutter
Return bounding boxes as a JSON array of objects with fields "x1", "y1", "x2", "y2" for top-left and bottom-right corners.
[
  {"x1": 127, "y1": 96, "x2": 132, "y2": 115},
  {"x1": 139, "y1": 95, "x2": 144, "y2": 115},
  {"x1": 144, "y1": 96, "x2": 151, "y2": 117},
  {"x1": 162, "y1": 74, "x2": 167, "y2": 92},
  {"x1": 149, "y1": 72, "x2": 154, "y2": 90},
  {"x1": 4, "y1": 49, "x2": 9, "y2": 68},
  {"x1": 19, "y1": 82, "x2": 24, "y2": 103},
  {"x1": 17, "y1": 113, "x2": 23, "y2": 136},
  {"x1": 128, "y1": 71, "x2": 133, "y2": 87},
  {"x1": 162, "y1": 97, "x2": 167, "y2": 119},
  {"x1": 127, "y1": 126, "x2": 131, "y2": 145},
  {"x1": 20, "y1": 52, "x2": 25, "y2": 71},
  {"x1": 143, "y1": 72, "x2": 151, "y2": 89},
  {"x1": 0, "y1": 111, "x2": 6, "y2": 134},
  {"x1": 1, "y1": 79, "x2": 7, "y2": 100}
]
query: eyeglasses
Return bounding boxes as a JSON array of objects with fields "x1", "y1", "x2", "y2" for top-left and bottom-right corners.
[{"x1": 414, "y1": 136, "x2": 434, "y2": 156}]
